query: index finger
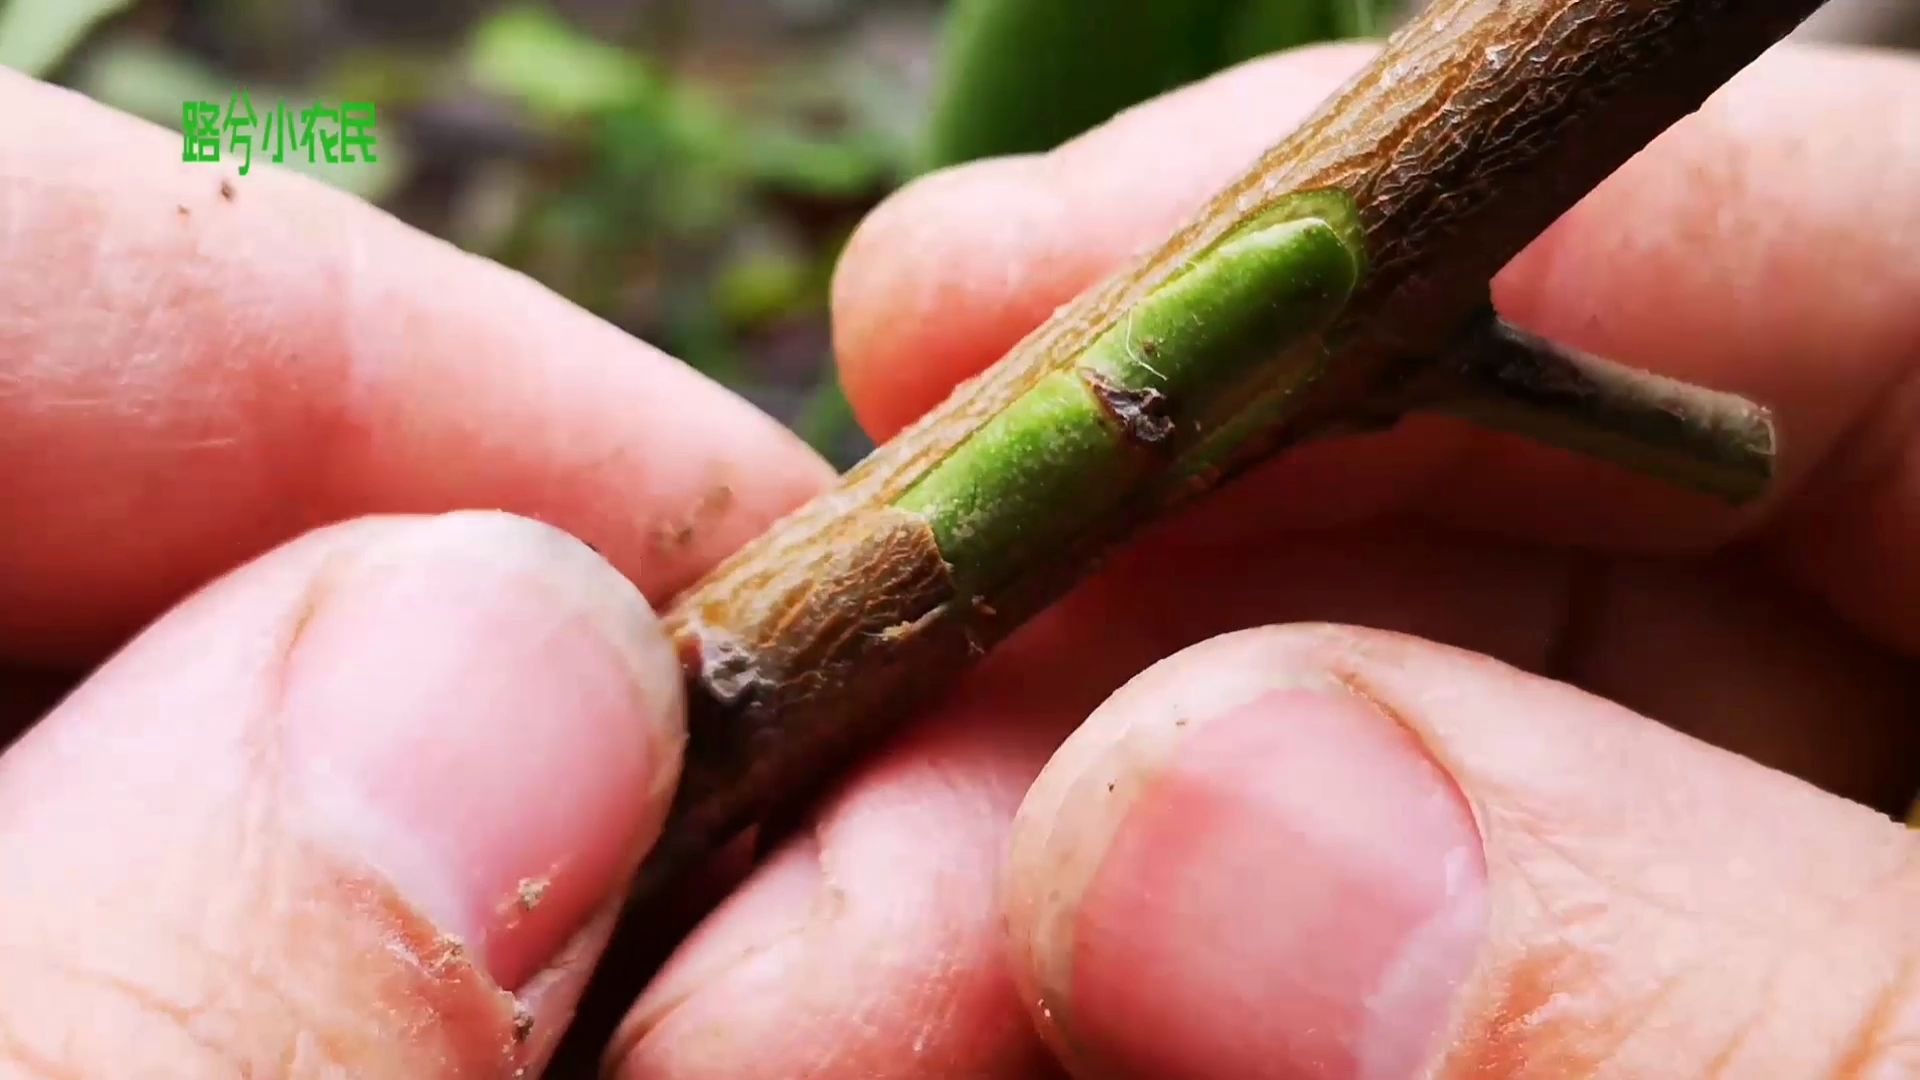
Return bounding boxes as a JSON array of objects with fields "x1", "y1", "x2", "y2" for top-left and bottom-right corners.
[
  {"x1": 0, "y1": 71, "x2": 833, "y2": 662},
  {"x1": 831, "y1": 42, "x2": 1920, "y2": 653}
]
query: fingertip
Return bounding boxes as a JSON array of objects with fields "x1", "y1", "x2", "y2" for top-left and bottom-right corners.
[
  {"x1": 1473, "y1": 45, "x2": 1920, "y2": 541},
  {"x1": 274, "y1": 511, "x2": 687, "y2": 991},
  {"x1": 1012, "y1": 622, "x2": 1920, "y2": 1078},
  {"x1": 0, "y1": 511, "x2": 694, "y2": 1074},
  {"x1": 831, "y1": 157, "x2": 1089, "y2": 438},
  {"x1": 0, "y1": 73, "x2": 836, "y2": 657},
  {"x1": 831, "y1": 44, "x2": 1377, "y2": 438},
  {"x1": 1006, "y1": 629, "x2": 1486, "y2": 1079},
  {"x1": 602, "y1": 700, "x2": 1063, "y2": 1078}
]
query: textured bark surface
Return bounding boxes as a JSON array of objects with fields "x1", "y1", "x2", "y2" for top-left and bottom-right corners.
[
  {"x1": 555, "y1": 1, "x2": 1830, "y2": 1066},
  {"x1": 647, "y1": 0, "x2": 1826, "y2": 901},
  {"x1": 642, "y1": 505, "x2": 969, "y2": 894}
]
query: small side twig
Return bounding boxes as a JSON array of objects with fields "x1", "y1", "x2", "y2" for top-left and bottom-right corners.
[{"x1": 1411, "y1": 312, "x2": 1776, "y2": 503}]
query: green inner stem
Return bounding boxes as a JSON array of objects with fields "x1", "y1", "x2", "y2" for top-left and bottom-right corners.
[{"x1": 893, "y1": 190, "x2": 1366, "y2": 596}]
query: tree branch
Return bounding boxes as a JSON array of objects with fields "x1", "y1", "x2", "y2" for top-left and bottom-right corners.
[{"x1": 556, "y1": 0, "x2": 1832, "y2": 1059}]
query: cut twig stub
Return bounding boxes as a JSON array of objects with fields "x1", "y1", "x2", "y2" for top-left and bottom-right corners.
[{"x1": 1415, "y1": 311, "x2": 1777, "y2": 503}]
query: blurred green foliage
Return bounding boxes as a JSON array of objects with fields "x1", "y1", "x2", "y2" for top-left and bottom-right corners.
[
  {"x1": 71, "y1": 35, "x2": 411, "y2": 201},
  {"x1": 470, "y1": 5, "x2": 660, "y2": 120},
  {"x1": 923, "y1": 0, "x2": 1395, "y2": 169},
  {"x1": 0, "y1": 0, "x2": 133, "y2": 77},
  {"x1": 7, "y1": 0, "x2": 1397, "y2": 467},
  {"x1": 449, "y1": 4, "x2": 911, "y2": 453}
]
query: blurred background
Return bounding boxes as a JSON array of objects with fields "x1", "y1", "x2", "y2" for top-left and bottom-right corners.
[{"x1": 2, "y1": 0, "x2": 1912, "y2": 470}]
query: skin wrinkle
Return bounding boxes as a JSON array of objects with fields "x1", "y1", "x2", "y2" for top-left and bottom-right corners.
[
  {"x1": 78, "y1": 903, "x2": 310, "y2": 1019},
  {"x1": 1721, "y1": 936, "x2": 1915, "y2": 1079},
  {"x1": 0, "y1": 1020, "x2": 79, "y2": 1080},
  {"x1": 1586, "y1": 963, "x2": 1698, "y2": 1070},
  {"x1": 317, "y1": 196, "x2": 378, "y2": 527},
  {"x1": 1009, "y1": 656, "x2": 1364, "y2": 1075},
  {"x1": 0, "y1": 920, "x2": 354, "y2": 1076},
  {"x1": 1823, "y1": 875, "x2": 1920, "y2": 1075},
  {"x1": 15, "y1": 165, "x2": 345, "y2": 635},
  {"x1": 609, "y1": 836, "x2": 836, "y2": 1065},
  {"x1": 0, "y1": 527, "x2": 572, "y2": 1077},
  {"x1": 1501, "y1": 815, "x2": 1767, "y2": 933},
  {"x1": 1308, "y1": 628, "x2": 1920, "y2": 1078},
  {"x1": 315, "y1": 239, "x2": 404, "y2": 536},
  {"x1": 3, "y1": 944, "x2": 246, "y2": 1065},
  {"x1": 1326, "y1": 665, "x2": 1615, "y2": 1073},
  {"x1": 1831, "y1": 953, "x2": 1920, "y2": 1079},
  {"x1": 221, "y1": 549, "x2": 350, "y2": 1021},
  {"x1": 615, "y1": 713, "x2": 1042, "y2": 1078},
  {"x1": 1694, "y1": 963, "x2": 1780, "y2": 1080},
  {"x1": 1786, "y1": 341, "x2": 1920, "y2": 521},
  {"x1": 204, "y1": 567, "x2": 328, "y2": 1055},
  {"x1": 1769, "y1": 361, "x2": 1920, "y2": 652},
  {"x1": 1842, "y1": 843, "x2": 1920, "y2": 930}
]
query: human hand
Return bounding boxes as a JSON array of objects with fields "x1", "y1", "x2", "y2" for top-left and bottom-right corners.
[
  {"x1": 615, "y1": 42, "x2": 1920, "y2": 1078},
  {"x1": 3, "y1": 39, "x2": 1917, "y2": 1078},
  {"x1": 0, "y1": 66, "x2": 833, "y2": 1074}
]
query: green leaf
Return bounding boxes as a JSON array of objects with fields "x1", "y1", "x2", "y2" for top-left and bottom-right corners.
[
  {"x1": 1221, "y1": 1, "x2": 1335, "y2": 62},
  {"x1": 68, "y1": 37, "x2": 233, "y2": 124},
  {"x1": 1333, "y1": 0, "x2": 1394, "y2": 38},
  {"x1": 468, "y1": 4, "x2": 659, "y2": 121},
  {"x1": 322, "y1": 46, "x2": 447, "y2": 111},
  {"x1": 793, "y1": 375, "x2": 865, "y2": 468},
  {"x1": 715, "y1": 245, "x2": 815, "y2": 327},
  {"x1": 735, "y1": 126, "x2": 892, "y2": 197},
  {"x1": 920, "y1": 0, "x2": 1402, "y2": 170},
  {"x1": 0, "y1": 0, "x2": 135, "y2": 77},
  {"x1": 921, "y1": 0, "x2": 1230, "y2": 170}
]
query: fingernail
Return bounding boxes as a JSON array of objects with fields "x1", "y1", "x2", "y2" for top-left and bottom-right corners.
[
  {"x1": 1049, "y1": 687, "x2": 1486, "y2": 1079},
  {"x1": 280, "y1": 511, "x2": 684, "y2": 990}
]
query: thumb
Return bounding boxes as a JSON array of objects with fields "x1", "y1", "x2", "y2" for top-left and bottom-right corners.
[
  {"x1": 1004, "y1": 624, "x2": 1918, "y2": 1079},
  {"x1": 0, "y1": 511, "x2": 684, "y2": 1076}
]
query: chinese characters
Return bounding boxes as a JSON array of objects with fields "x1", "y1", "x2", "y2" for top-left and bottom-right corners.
[{"x1": 181, "y1": 92, "x2": 378, "y2": 174}]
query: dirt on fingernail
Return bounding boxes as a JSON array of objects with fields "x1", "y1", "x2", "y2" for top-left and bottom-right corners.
[{"x1": 512, "y1": 1002, "x2": 535, "y2": 1045}]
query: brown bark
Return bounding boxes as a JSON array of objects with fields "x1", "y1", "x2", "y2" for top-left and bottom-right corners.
[{"x1": 553, "y1": 1, "x2": 1831, "y2": 1066}]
